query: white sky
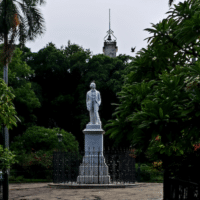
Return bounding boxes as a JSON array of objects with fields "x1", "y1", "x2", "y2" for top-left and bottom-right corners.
[{"x1": 19, "y1": 0, "x2": 186, "y2": 58}]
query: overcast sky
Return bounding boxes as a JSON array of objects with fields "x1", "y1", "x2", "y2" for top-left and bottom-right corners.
[{"x1": 21, "y1": 0, "x2": 186, "y2": 58}]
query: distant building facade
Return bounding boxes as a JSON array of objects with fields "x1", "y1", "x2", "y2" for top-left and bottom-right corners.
[{"x1": 103, "y1": 41, "x2": 118, "y2": 58}]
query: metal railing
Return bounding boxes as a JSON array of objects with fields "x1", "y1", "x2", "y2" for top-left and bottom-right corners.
[
  {"x1": 53, "y1": 148, "x2": 136, "y2": 185},
  {"x1": 0, "y1": 170, "x2": 2, "y2": 200},
  {"x1": 164, "y1": 168, "x2": 200, "y2": 200}
]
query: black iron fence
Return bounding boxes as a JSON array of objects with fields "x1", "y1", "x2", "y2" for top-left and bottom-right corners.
[
  {"x1": 0, "y1": 171, "x2": 2, "y2": 200},
  {"x1": 164, "y1": 169, "x2": 200, "y2": 200},
  {"x1": 0, "y1": 147, "x2": 138, "y2": 185},
  {"x1": 53, "y1": 147, "x2": 136, "y2": 184},
  {"x1": 163, "y1": 148, "x2": 200, "y2": 200},
  {"x1": 0, "y1": 146, "x2": 168, "y2": 200}
]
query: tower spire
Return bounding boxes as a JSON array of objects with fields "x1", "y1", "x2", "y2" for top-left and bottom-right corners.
[
  {"x1": 104, "y1": 9, "x2": 117, "y2": 42},
  {"x1": 109, "y1": 8, "x2": 111, "y2": 31},
  {"x1": 103, "y1": 9, "x2": 118, "y2": 58}
]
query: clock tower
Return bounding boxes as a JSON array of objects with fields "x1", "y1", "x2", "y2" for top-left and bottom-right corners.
[{"x1": 103, "y1": 9, "x2": 118, "y2": 58}]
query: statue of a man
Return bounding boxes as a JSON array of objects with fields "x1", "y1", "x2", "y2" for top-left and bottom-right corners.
[{"x1": 86, "y1": 81, "x2": 101, "y2": 125}]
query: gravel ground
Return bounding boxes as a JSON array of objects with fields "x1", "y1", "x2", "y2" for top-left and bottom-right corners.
[{"x1": 9, "y1": 182, "x2": 163, "y2": 200}]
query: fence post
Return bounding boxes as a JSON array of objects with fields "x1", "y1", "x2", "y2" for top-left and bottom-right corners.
[
  {"x1": 187, "y1": 177, "x2": 194, "y2": 199},
  {"x1": 164, "y1": 168, "x2": 170, "y2": 200},
  {"x1": 163, "y1": 168, "x2": 166, "y2": 200},
  {"x1": 3, "y1": 169, "x2": 9, "y2": 200},
  {"x1": 53, "y1": 151, "x2": 55, "y2": 183},
  {"x1": 137, "y1": 152, "x2": 141, "y2": 182},
  {"x1": 2, "y1": 124, "x2": 9, "y2": 200},
  {"x1": 199, "y1": 180, "x2": 200, "y2": 200},
  {"x1": 98, "y1": 151, "x2": 99, "y2": 184}
]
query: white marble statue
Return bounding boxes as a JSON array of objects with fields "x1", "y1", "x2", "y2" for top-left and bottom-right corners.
[{"x1": 86, "y1": 81, "x2": 101, "y2": 125}]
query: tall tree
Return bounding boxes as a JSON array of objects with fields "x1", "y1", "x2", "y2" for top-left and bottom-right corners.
[
  {"x1": 0, "y1": 1, "x2": 45, "y2": 198},
  {"x1": 19, "y1": 41, "x2": 133, "y2": 151},
  {"x1": 0, "y1": 44, "x2": 41, "y2": 145},
  {"x1": 0, "y1": 0, "x2": 46, "y2": 145},
  {"x1": 105, "y1": 0, "x2": 200, "y2": 169}
]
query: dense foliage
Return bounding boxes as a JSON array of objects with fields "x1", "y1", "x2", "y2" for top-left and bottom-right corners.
[
  {"x1": 105, "y1": 0, "x2": 200, "y2": 170},
  {"x1": 0, "y1": 43, "x2": 41, "y2": 143},
  {"x1": 18, "y1": 41, "x2": 133, "y2": 150},
  {"x1": 9, "y1": 126, "x2": 81, "y2": 172},
  {"x1": 0, "y1": 41, "x2": 133, "y2": 170},
  {"x1": 0, "y1": 0, "x2": 46, "y2": 171},
  {"x1": 0, "y1": 78, "x2": 20, "y2": 130},
  {"x1": 1, "y1": 0, "x2": 200, "y2": 175}
]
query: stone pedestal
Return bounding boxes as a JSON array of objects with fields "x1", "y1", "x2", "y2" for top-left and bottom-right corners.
[{"x1": 77, "y1": 124, "x2": 111, "y2": 184}]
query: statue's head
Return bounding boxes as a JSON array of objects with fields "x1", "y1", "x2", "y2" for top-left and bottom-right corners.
[{"x1": 90, "y1": 81, "x2": 96, "y2": 89}]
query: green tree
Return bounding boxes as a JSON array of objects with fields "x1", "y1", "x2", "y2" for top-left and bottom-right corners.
[
  {"x1": 0, "y1": 78, "x2": 20, "y2": 170},
  {"x1": 20, "y1": 41, "x2": 132, "y2": 150},
  {"x1": 0, "y1": 145, "x2": 19, "y2": 171},
  {"x1": 20, "y1": 41, "x2": 81, "y2": 144},
  {"x1": 0, "y1": 0, "x2": 46, "y2": 52},
  {"x1": 105, "y1": 0, "x2": 200, "y2": 169},
  {"x1": 0, "y1": 78, "x2": 20, "y2": 129},
  {"x1": 0, "y1": 0, "x2": 46, "y2": 188},
  {"x1": 0, "y1": 44, "x2": 41, "y2": 144}
]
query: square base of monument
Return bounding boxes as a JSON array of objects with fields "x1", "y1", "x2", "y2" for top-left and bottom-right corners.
[
  {"x1": 77, "y1": 175, "x2": 111, "y2": 184},
  {"x1": 86, "y1": 124, "x2": 102, "y2": 129},
  {"x1": 78, "y1": 165, "x2": 109, "y2": 176}
]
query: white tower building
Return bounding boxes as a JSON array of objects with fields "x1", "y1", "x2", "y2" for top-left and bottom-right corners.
[{"x1": 103, "y1": 9, "x2": 118, "y2": 58}]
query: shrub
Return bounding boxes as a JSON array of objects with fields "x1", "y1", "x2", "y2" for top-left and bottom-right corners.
[
  {"x1": 9, "y1": 126, "x2": 81, "y2": 179},
  {"x1": 0, "y1": 145, "x2": 19, "y2": 171}
]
